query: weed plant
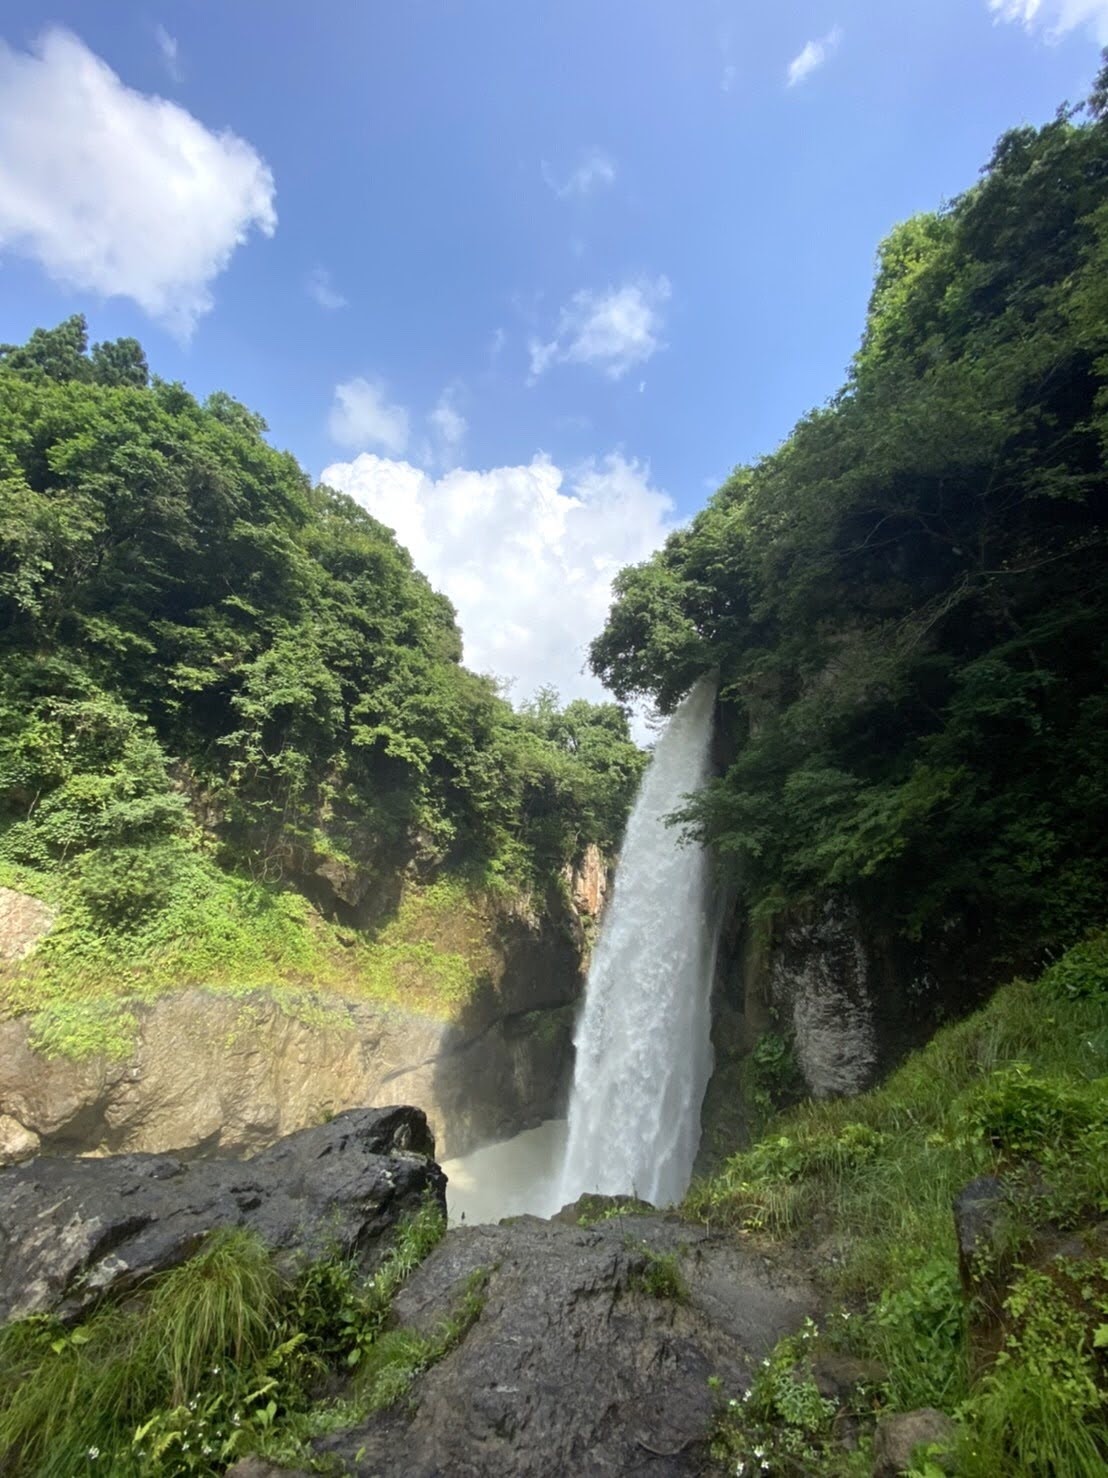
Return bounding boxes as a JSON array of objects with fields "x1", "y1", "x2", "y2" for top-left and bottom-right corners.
[{"x1": 0, "y1": 1195, "x2": 451, "y2": 1476}]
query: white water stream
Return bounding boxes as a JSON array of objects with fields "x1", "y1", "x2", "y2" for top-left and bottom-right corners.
[{"x1": 552, "y1": 675, "x2": 719, "y2": 1210}]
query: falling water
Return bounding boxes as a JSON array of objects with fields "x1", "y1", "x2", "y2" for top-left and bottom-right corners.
[{"x1": 554, "y1": 675, "x2": 719, "y2": 1210}]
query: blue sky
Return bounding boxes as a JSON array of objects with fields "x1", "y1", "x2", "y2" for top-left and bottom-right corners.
[{"x1": 1, "y1": 1, "x2": 1106, "y2": 707}]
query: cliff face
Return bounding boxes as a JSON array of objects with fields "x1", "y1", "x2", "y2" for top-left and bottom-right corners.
[
  {"x1": 698, "y1": 884, "x2": 998, "y2": 1172},
  {"x1": 0, "y1": 853, "x2": 609, "y2": 1165}
]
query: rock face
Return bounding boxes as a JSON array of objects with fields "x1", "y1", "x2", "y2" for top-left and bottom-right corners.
[
  {"x1": 0, "y1": 875, "x2": 604, "y2": 1165},
  {"x1": 0, "y1": 987, "x2": 573, "y2": 1164},
  {"x1": 563, "y1": 841, "x2": 610, "y2": 917},
  {"x1": 0, "y1": 886, "x2": 55, "y2": 962},
  {"x1": 700, "y1": 891, "x2": 998, "y2": 1165},
  {"x1": 316, "y1": 1211, "x2": 818, "y2": 1477},
  {"x1": 0, "y1": 1105, "x2": 443, "y2": 1323}
]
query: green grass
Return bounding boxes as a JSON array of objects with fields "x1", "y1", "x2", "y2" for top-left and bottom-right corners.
[
  {"x1": 1, "y1": 856, "x2": 520, "y2": 1059},
  {"x1": 688, "y1": 932, "x2": 1108, "y2": 1476},
  {"x1": 629, "y1": 1245, "x2": 687, "y2": 1301},
  {"x1": 0, "y1": 1195, "x2": 450, "y2": 1477}
]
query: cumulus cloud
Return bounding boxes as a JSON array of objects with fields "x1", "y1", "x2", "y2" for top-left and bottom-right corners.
[
  {"x1": 0, "y1": 28, "x2": 275, "y2": 337},
  {"x1": 307, "y1": 266, "x2": 347, "y2": 310},
  {"x1": 320, "y1": 450, "x2": 676, "y2": 706},
  {"x1": 529, "y1": 276, "x2": 671, "y2": 382},
  {"x1": 328, "y1": 378, "x2": 410, "y2": 454},
  {"x1": 787, "y1": 27, "x2": 842, "y2": 86},
  {"x1": 988, "y1": 0, "x2": 1108, "y2": 41},
  {"x1": 542, "y1": 149, "x2": 616, "y2": 199}
]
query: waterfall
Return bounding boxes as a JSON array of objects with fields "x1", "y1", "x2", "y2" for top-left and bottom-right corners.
[{"x1": 554, "y1": 675, "x2": 719, "y2": 1210}]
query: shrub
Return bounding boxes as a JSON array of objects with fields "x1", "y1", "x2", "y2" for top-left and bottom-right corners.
[{"x1": 966, "y1": 1064, "x2": 1106, "y2": 1156}]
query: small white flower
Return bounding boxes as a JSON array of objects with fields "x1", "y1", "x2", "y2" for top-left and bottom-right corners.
[
  {"x1": 202, "y1": 1446, "x2": 213, "y2": 1457},
  {"x1": 753, "y1": 1447, "x2": 766, "y2": 1459},
  {"x1": 735, "y1": 1464, "x2": 745, "y2": 1476},
  {"x1": 761, "y1": 1357, "x2": 770, "y2": 1367},
  {"x1": 87, "y1": 1449, "x2": 100, "y2": 1461}
]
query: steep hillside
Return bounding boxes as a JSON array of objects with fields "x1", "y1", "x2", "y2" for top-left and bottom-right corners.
[
  {"x1": 0, "y1": 319, "x2": 641, "y2": 1125},
  {"x1": 594, "y1": 69, "x2": 1108, "y2": 1091}
]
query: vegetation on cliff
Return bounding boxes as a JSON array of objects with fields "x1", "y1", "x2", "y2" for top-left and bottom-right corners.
[
  {"x1": 692, "y1": 933, "x2": 1108, "y2": 1475},
  {"x1": 0, "y1": 318, "x2": 643, "y2": 1025},
  {"x1": 0, "y1": 1193, "x2": 462, "y2": 1476},
  {"x1": 592, "y1": 66, "x2": 1108, "y2": 966}
]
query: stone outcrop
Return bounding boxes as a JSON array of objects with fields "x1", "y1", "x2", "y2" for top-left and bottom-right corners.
[
  {"x1": 872, "y1": 1408, "x2": 958, "y2": 1477},
  {"x1": 0, "y1": 861, "x2": 609, "y2": 1167},
  {"x1": 563, "y1": 841, "x2": 609, "y2": 918},
  {"x1": 315, "y1": 1210, "x2": 818, "y2": 1477},
  {"x1": 0, "y1": 985, "x2": 573, "y2": 1165},
  {"x1": 0, "y1": 1105, "x2": 442, "y2": 1323},
  {"x1": 699, "y1": 889, "x2": 998, "y2": 1169},
  {"x1": 0, "y1": 886, "x2": 55, "y2": 962}
]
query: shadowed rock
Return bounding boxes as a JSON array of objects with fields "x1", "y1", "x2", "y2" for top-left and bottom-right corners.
[{"x1": 0, "y1": 1105, "x2": 443, "y2": 1322}]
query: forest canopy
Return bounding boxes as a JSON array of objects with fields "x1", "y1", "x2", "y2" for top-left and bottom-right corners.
[
  {"x1": 591, "y1": 73, "x2": 1108, "y2": 957},
  {"x1": 0, "y1": 316, "x2": 645, "y2": 953}
]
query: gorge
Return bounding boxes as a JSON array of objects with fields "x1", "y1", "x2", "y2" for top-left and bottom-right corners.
[{"x1": 2, "y1": 55, "x2": 1108, "y2": 1476}]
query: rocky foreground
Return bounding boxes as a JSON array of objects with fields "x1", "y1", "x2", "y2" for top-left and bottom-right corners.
[{"x1": 0, "y1": 1107, "x2": 818, "y2": 1476}]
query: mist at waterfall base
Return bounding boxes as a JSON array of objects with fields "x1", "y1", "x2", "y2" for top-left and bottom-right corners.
[{"x1": 443, "y1": 677, "x2": 720, "y2": 1224}]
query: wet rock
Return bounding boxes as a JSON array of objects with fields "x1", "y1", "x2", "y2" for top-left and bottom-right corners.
[
  {"x1": 316, "y1": 1213, "x2": 819, "y2": 1477},
  {"x1": 0, "y1": 1106, "x2": 443, "y2": 1322},
  {"x1": 872, "y1": 1408, "x2": 957, "y2": 1476},
  {"x1": 549, "y1": 1191, "x2": 656, "y2": 1225}
]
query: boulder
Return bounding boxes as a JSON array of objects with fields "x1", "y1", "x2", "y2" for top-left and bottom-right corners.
[
  {"x1": 0, "y1": 1112, "x2": 40, "y2": 1166},
  {"x1": 0, "y1": 885, "x2": 55, "y2": 961},
  {"x1": 0, "y1": 1105, "x2": 443, "y2": 1322},
  {"x1": 872, "y1": 1408, "x2": 957, "y2": 1476},
  {"x1": 315, "y1": 1213, "x2": 819, "y2": 1477},
  {"x1": 549, "y1": 1191, "x2": 656, "y2": 1224},
  {"x1": 952, "y1": 1174, "x2": 1011, "y2": 1293}
]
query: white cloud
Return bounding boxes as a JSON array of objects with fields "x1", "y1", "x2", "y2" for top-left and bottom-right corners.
[
  {"x1": 0, "y1": 29, "x2": 275, "y2": 337},
  {"x1": 428, "y1": 389, "x2": 467, "y2": 456},
  {"x1": 154, "y1": 25, "x2": 181, "y2": 81},
  {"x1": 328, "y1": 378, "x2": 410, "y2": 454},
  {"x1": 529, "y1": 275, "x2": 671, "y2": 382},
  {"x1": 307, "y1": 266, "x2": 347, "y2": 310},
  {"x1": 319, "y1": 450, "x2": 676, "y2": 707},
  {"x1": 787, "y1": 26, "x2": 843, "y2": 87},
  {"x1": 488, "y1": 326, "x2": 507, "y2": 364},
  {"x1": 542, "y1": 149, "x2": 616, "y2": 199},
  {"x1": 988, "y1": 0, "x2": 1108, "y2": 41}
]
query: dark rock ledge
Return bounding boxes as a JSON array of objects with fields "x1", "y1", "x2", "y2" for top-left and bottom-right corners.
[
  {"x1": 0, "y1": 1111, "x2": 821, "y2": 1477},
  {"x1": 0, "y1": 1104, "x2": 442, "y2": 1323}
]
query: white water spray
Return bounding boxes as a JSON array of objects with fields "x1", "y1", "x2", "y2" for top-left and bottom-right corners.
[{"x1": 554, "y1": 675, "x2": 719, "y2": 1210}]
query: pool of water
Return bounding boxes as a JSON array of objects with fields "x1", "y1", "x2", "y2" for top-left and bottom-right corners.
[{"x1": 441, "y1": 1119, "x2": 567, "y2": 1224}]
